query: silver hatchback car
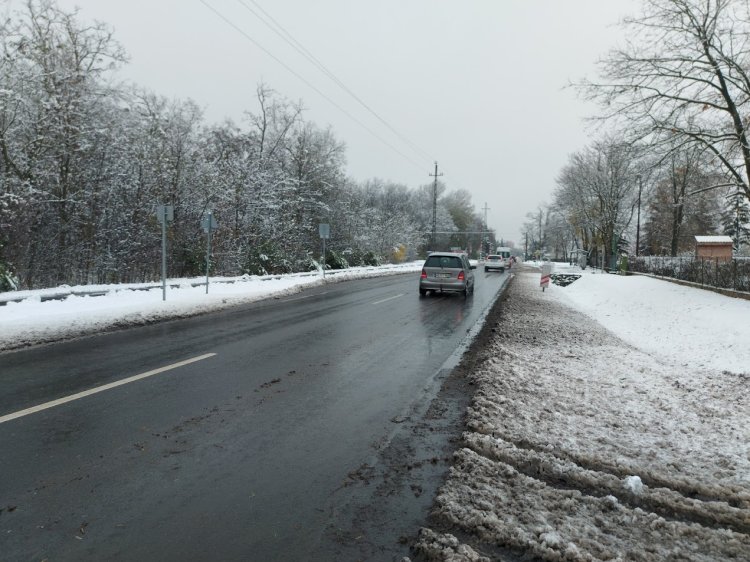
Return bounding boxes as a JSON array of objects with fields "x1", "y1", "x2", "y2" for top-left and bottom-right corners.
[{"x1": 419, "y1": 252, "x2": 476, "y2": 296}]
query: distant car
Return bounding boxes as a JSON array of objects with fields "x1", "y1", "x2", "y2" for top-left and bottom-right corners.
[
  {"x1": 484, "y1": 254, "x2": 506, "y2": 272},
  {"x1": 419, "y1": 252, "x2": 476, "y2": 296}
]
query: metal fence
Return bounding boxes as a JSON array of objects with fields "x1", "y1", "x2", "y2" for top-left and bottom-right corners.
[{"x1": 628, "y1": 256, "x2": 750, "y2": 292}]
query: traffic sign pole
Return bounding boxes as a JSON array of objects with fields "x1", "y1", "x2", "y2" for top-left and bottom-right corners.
[
  {"x1": 161, "y1": 212, "x2": 167, "y2": 301},
  {"x1": 156, "y1": 204, "x2": 174, "y2": 301},
  {"x1": 201, "y1": 211, "x2": 218, "y2": 294},
  {"x1": 319, "y1": 223, "x2": 330, "y2": 279},
  {"x1": 205, "y1": 226, "x2": 211, "y2": 294}
]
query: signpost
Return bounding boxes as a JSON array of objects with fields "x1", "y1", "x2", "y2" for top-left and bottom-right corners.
[
  {"x1": 319, "y1": 223, "x2": 330, "y2": 278},
  {"x1": 201, "y1": 211, "x2": 218, "y2": 294},
  {"x1": 156, "y1": 204, "x2": 174, "y2": 301}
]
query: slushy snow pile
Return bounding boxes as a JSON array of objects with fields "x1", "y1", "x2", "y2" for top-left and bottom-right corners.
[{"x1": 417, "y1": 264, "x2": 750, "y2": 562}]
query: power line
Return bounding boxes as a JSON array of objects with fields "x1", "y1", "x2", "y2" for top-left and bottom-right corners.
[
  {"x1": 198, "y1": 0, "x2": 427, "y2": 172},
  {"x1": 238, "y1": 0, "x2": 434, "y2": 163}
]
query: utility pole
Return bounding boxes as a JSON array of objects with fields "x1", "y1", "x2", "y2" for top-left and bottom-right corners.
[
  {"x1": 482, "y1": 202, "x2": 490, "y2": 257},
  {"x1": 429, "y1": 162, "x2": 443, "y2": 252},
  {"x1": 636, "y1": 175, "x2": 642, "y2": 257},
  {"x1": 538, "y1": 209, "x2": 543, "y2": 251}
]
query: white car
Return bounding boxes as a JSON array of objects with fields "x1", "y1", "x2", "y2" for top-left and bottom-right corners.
[{"x1": 484, "y1": 254, "x2": 507, "y2": 272}]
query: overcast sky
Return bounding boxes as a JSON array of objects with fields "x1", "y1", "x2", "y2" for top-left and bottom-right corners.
[{"x1": 46, "y1": 0, "x2": 637, "y2": 245}]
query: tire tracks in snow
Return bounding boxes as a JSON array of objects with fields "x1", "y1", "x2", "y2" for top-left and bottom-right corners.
[{"x1": 416, "y1": 270, "x2": 750, "y2": 562}]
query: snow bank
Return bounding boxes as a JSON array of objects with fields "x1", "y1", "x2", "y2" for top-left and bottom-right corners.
[
  {"x1": 421, "y1": 270, "x2": 750, "y2": 561},
  {"x1": 549, "y1": 264, "x2": 750, "y2": 374},
  {"x1": 0, "y1": 262, "x2": 422, "y2": 351}
]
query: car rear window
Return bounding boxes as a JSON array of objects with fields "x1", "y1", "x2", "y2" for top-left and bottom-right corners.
[
  {"x1": 488, "y1": 255, "x2": 500, "y2": 260},
  {"x1": 425, "y1": 255, "x2": 463, "y2": 268}
]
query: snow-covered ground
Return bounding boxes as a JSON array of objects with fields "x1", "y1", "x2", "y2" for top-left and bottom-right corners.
[
  {"x1": 415, "y1": 263, "x2": 750, "y2": 561},
  {"x1": 0, "y1": 262, "x2": 422, "y2": 352}
]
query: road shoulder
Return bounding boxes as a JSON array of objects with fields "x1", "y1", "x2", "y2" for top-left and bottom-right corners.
[
  {"x1": 413, "y1": 270, "x2": 750, "y2": 561},
  {"x1": 310, "y1": 274, "x2": 515, "y2": 561}
]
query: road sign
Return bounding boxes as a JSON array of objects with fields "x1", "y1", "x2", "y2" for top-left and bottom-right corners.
[
  {"x1": 319, "y1": 223, "x2": 330, "y2": 239},
  {"x1": 201, "y1": 214, "x2": 218, "y2": 233},
  {"x1": 156, "y1": 205, "x2": 174, "y2": 224}
]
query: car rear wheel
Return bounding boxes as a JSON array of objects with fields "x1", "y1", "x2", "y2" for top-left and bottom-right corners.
[{"x1": 419, "y1": 288, "x2": 427, "y2": 296}]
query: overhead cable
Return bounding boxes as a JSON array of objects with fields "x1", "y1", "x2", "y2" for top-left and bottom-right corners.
[
  {"x1": 199, "y1": 0, "x2": 427, "y2": 173},
  {"x1": 238, "y1": 0, "x2": 435, "y2": 163}
]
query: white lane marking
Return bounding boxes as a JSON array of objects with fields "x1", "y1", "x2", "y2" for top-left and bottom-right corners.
[
  {"x1": 0, "y1": 353, "x2": 217, "y2": 425},
  {"x1": 371, "y1": 293, "x2": 404, "y2": 305},
  {"x1": 284, "y1": 291, "x2": 329, "y2": 302}
]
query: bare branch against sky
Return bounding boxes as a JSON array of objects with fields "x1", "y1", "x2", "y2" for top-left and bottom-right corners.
[{"x1": 42, "y1": 0, "x2": 636, "y2": 243}]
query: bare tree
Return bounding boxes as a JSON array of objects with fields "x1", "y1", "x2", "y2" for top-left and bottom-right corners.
[
  {"x1": 555, "y1": 139, "x2": 638, "y2": 266},
  {"x1": 581, "y1": 0, "x2": 750, "y2": 205}
]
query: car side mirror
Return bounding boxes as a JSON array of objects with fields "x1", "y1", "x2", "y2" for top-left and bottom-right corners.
[{"x1": 470, "y1": 265, "x2": 477, "y2": 270}]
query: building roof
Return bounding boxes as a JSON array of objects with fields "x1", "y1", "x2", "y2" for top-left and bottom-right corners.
[{"x1": 694, "y1": 235, "x2": 734, "y2": 244}]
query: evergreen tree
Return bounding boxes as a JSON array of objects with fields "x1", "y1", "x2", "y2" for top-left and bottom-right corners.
[{"x1": 721, "y1": 190, "x2": 750, "y2": 251}]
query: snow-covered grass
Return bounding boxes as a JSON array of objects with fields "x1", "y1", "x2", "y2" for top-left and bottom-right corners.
[
  {"x1": 418, "y1": 265, "x2": 750, "y2": 562},
  {"x1": 0, "y1": 262, "x2": 423, "y2": 352},
  {"x1": 550, "y1": 261, "x2": 750, "y2": 373}
]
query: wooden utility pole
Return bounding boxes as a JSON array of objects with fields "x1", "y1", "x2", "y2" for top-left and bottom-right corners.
[{"x1": 429, "y1": 162, "x2": 443, "y2": 251}]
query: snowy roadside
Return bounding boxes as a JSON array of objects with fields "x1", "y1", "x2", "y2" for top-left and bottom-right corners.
[
  {"x1": 0, "y1": 262, "x2": 422, "y2": 352},
  {"x1": 414, "y1": 266, "x2": 750, "y2": 561}
]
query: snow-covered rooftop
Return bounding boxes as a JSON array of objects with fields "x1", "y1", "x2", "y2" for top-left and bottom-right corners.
[{"x1": 694, "y1": 235, "x2": 734, "y2": 244}]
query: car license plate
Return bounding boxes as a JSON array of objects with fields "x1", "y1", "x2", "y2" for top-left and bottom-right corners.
[{"x1": 435, "y1": 273, "x2": 451, "y2": 278}]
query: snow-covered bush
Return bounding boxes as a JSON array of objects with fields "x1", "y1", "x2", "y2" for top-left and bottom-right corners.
[
  {"x1": 391, "y1": 244, "x2": 407, "y2": 263},
  {"x1": 345, "y1": 249, "x2": 381, "y2": 267},
  {"x1": 0, "y1": 262, "x2": 18, "y2": 292},
  {"x1": 325, "y1": 250, "x2": 350, "y2": 270},
  {"x1": 295, "y1": 254, "x2": 320, "y2": 272},
  {"x1": 243, "y1": 243, "x2": 294, "y2": 275}
]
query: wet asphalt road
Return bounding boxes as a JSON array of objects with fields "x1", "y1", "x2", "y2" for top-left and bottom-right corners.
[{"x1": 0, "y1": 269, "x2": 508, "y2": 561}]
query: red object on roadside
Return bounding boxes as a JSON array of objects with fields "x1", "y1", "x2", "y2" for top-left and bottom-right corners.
[{"x1": 540, "y1": 263, "x2": 552, "y2": 291}]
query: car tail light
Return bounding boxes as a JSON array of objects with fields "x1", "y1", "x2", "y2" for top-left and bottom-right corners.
[
  {"x1": 457, "y1": 271, "x2": 465, "y2": 281},
  {"x1": 421, "y1": 268, "x2": 427, "y2": 279}
]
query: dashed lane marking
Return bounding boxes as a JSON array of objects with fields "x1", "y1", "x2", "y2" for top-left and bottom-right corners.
[
  {"x1": 371, "y1": 294, "x2": 405, "y2": 305},
  {"x1": 0, "y1": 353, "x2": 217, "y2": 425}
]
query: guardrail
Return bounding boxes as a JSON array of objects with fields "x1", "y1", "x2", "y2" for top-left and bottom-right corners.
[{"x1": 0, "y1": 268, "x2": 363, "y2": 306}]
